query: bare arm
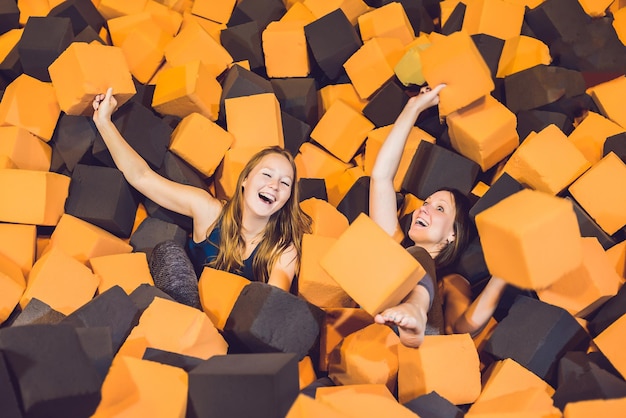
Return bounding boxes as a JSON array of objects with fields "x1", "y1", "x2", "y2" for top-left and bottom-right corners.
[
  {"x1": 453, "y1": 276, "x2": 507, "y2": 337},
  {"x1": 92, "y1": 88, "x2": 222, "y2": 242},
  {"x1": 267, "y1": 244, "x2": 298, "y2": 292},
  {"x1": 369, "y1": 84, "x2": 446, "y2": 238}
]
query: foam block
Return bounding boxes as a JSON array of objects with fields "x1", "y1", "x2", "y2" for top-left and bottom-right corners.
[
  {"x1": 191, "y1": 0, "x2": 236, "y2": 24},
  {"x1": 320, "y1": 213, "x2": 425, "y2": 316},
  {"x1": 48, "y1": 41, "x2": 136, "y2": 116},
  {"x1": 594, "y1": 313, "x2": 626, "y2": 380},
  {"x1": 197, "y1": 267, "x2": 250, "y2": 331},
  {"x1": 97, "y1": 0, "x2": 148, "y2": 20},
  {"x1": 228, "y1": 0, "x2": 285, "y2": 30},
  {"x1": 357, "y1": 1, "x2": 415, "y2": 46},
  {"x1": 394, "y1": 34, "x2": 431, "y2": 86},
  {"x1": 142, "y1": 347, "x2": 204, "y2": 372},
  {"x1": 271, "y1": 77, "x2": 319, "y2": 129},
  {"x1": 214, "y1": 146, "x2": 261, "y2": 200},
  {"x1": 0, "y1": 252, "x2": 25, "y2": 324},
  {"x1": 0, "y1": 222, "x2": 36, "y2": 277},
  {"x1": 218, "y1": 63, "x2": 273, "y2": 123},
  {"x1": 568, "y1": 152, "x2": 626, "y2": 235},
  {"x1": 0, "y1": 125, "x2": 51, "y2": 171},
  {"x1": 403, "y1": 390, "x2": 465, "y2": 417},
  {"x1": 281, "y1": 110, "x2": 312, "y2": 158},
  {"x1": 298, "y1": 178, "x2": 328, "y2": 202},
  {"x1": 587, "y1": 284, "x2": 626, "y2": 337},
  {"x1": 362, "y1": 79, "x2": 410, "y2": 128},
  {"x1": 568, "y1": 111, "x2": 625, "y2": 165},
  {"x1": 220, "y1": 21, "x2": 265, "y2": 74},
  {"x1": 262, "y1": 20, "x2": 310, "y2": 78},
  {"x1": 50, "y1": 114, "x2": 99, "y2": 172},
  {"x1": 496, "y1": 35, "x2": 551, "y2": 78},
  {"x1": 462, "y1": 0, "x2": 525, "y2": 41},
  {"x1": 90, "y1": 252, "x2": 154, "y2": 295},
  {"x1": 567, "y1": 197, "x2": 615, "y2": 250},
  {"x1": 294, "y1": 142, "x2": 351, "y2": 180},
  {"x1": 285, "y1": 393, "x2": 346, "y2": 418},
  {"x1": 224, "y1": 92, "x2": 284, "y2": 151},
  {"x1": 318, "y1": 82, "x2": 368, "y2": 114},
  {"x1": 9, "y1": 297, "x2": 65, "y2": 327},
  {"x1": 467, "y1": 386, "x2": 560, "y2": 415},
  {"x1": 604, "y1": 132, "x2": 626, "y2": 163},
  {"x1": 475, "y1": 189, "x2": 583, "y2": 290},
  {"x1": 326, "y1": 165, "x2": 367, "y2": 207},
  {"x1": 48, "y1": 0, "x2": 105, "y2": 36},
  {"x1": 563, "y1": 397, "x2": 626, "y2": 418},
  {"x1": 397, "y1": 333, "x2": 481, "y2": 405},
  {"x1": 315, "y1": 384, "x2": 417, "y2": 417},
  {"x1": 119, "y1": 17, "x2": 172, "y2": 84},
  {"x1": 335, "y1": 175, "x2": 371, "y2": 224}
]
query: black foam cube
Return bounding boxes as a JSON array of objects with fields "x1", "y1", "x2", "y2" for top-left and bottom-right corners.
[
  {"x1": 524, "y1": 0, "x2": 590, "y2": 46},
  {"x1": 298, "y1": 177, "x2": 328, "y2": 202},
  {"x1": 157, "y1": 151, "x2": 207, "y2": 190},
  {"x1": 142, "y1": 347, "x2": 204, "y2": 372},
  {"x1": 441, "y1": 1, "x2": 465, "y2": 36},
  {"x1": 587, "y1": 284, "x2": 626, "y2": 337},
  {"x1": 8, "y1": 298, "x2": 66, "y2": 327},
  {"x1": 483, "y1": 295, "x2": 590, "y2": 386},
  {"x1": 537, "y1": 92, "x2": 598, "y2": 122},
  {"x1": 0, "y1": 351, "x2": 21, "y2": 418},
  {"x1": 64, "y1": 164, "x2": 139, "y2": 238},
  {"x1": 402, "y1": 141, "x2": 480, "y2": 200},
  {"x1": 0, "y1": 40, "x2": 22, "y2": 87},
  {"x1": 128, "y1": 283, "x2": 176, "y2": 313},
  {"x1": 50, "y1": 114, "x2": 98, "y2": 172},
  {"x1": 471, "y1": 33, "x2": 505, "y2": 79},
  {"x1": 73, "y1": 24, "x2": 105, "y2": 44},
  {"x1": 129, "y1": 216, "x2": 188, "y2": 257},
  {"x1": 17, "y1": 16, "x2": 74, "y2": 82},
  {"x1": 398, "y1": 0, "x2": 435, "y2": 35},
  {"x1": 0, "y1": 324, "x2": 102, "y2": 418},
  {"x1": 223, "y1": 282, "x2": 323, "y2": 360},
  {"x1": 516, "y1": 109, "x2": 573, "y2": 141},
  {"x1": 0, "y1": 0, "x2": 19, "y2": 36},
  {"x1": 336, "y1": 176, "x2": 370, "y2": 224},
  {"x1": 48, "y1": 0, "x2": 105, "y2": 36},
  {"x1": 469, "y1": 173, "x2": 525, "y2": 221},
  {"x1": 281, "y1": 111, "x2": 311, "y2": 158},
  {"x1": 143, "y1": 198, "x2": 193, "y2": 233},
  {"x1": 271, "y1": 77, "x2": 319, "y2": 128},
  {"x1": 362, "y1": 79, "x2": 409, "y2": 128},
  {"x1": 188, "y1": 353, "x2": 299, "y2": 418},
  {"x1": 403, "y1": 391, "x2": 465, "y2": 418},
  {"x1": 446, "y1": 235, "x2": 490, "y2": 288},
  {"x1": 75, "y1": 327, "x2": 113, "y2": 382},
  {"x1": 553, "y1": 362, "x2": 626, "y2": 410},
  {"x1": 218, "y1": 64, "x2": 273, "y2": 123},
  {"x1": 62, "y1": 285, "x2": 140, "y2": 353},
  {"x1": 304, "y1": 9, "x2": 362, "y2": 81},
  {"x1": 604, "y1": 133, "x2": 626, "y2": 164},
  {"x1": 220, "y1": 21, "x2": 264, "y2": 74},
  {"x1": 227, "y1": 0, "x2": 286, "y2": 31}
]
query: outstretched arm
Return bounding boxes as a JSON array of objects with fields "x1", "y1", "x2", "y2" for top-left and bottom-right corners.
[{"x1": 92, "y1": 88, "x2": 222, "y2": 242}]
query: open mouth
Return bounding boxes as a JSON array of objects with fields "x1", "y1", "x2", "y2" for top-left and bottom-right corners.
[
  {"x1": 259, "y1": 192, "x2": 276, "y2": 204},
  {"x1": 415, "y1": 217, "x2": 428, "y2": 227}
]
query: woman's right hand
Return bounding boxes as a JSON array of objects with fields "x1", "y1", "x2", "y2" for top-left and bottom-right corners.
[
  {"x1": 92, "y1": 87, "x2": 117, "y2": 125},
  {"x1": 406, "y1": 83, "x2": 446, "y2": 113}
]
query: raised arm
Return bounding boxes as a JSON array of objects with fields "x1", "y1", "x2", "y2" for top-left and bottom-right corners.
[
  {"x1": 369, "y1": 84, "x2": 446, "y2": 239},
  {"x1": 92, "y1": 88, "x2": 222, "y2": 242}
]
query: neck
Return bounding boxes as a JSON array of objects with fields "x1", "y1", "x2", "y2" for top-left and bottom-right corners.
[{"x1": 241, "y1": 210, "x2": 268, "y2": 243}]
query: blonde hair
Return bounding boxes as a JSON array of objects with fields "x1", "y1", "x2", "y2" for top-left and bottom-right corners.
[{"x1": 209, "y1": 146, "x2": 312, "y2": 284}]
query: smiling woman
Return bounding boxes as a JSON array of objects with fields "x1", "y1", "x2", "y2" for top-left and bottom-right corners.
[{"x1": 92, "y1": 88, "x2": 312, "y2": 304}]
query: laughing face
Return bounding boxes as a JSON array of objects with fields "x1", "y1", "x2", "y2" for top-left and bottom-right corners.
[
  {"x1": 241, "y1": 153, "x2": 294, "y2": 219},
  {"x1": 408, "y1": 190, "x2": 457, "y2": 252}
]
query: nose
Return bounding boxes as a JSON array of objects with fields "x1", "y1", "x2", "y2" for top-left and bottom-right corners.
[{"x1": 267, "y1": 178, "x2": 279, "y2": 189}]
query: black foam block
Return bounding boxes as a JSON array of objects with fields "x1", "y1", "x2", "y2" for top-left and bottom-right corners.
[
  {"x1": 143, "y1": 198, "x2": 193, "y2": 233},
  {"x1": 223, "y1": 282, "x2": 324, "y2": 360},
  {"x1": 129, "y1": 217, "x2": 188, "y2": 257},
  {"x1": 471, "y1": 33, "x2": 505, "y2": 80},
  {"x1": 73, "y1": 24, "x2": 105, "y2": 45},
  {"x1": 188, "y1": 352, "x2": 299, "y2": 418},
  {"x1": 8, "y1": 298, "x2": 65, "y2": 327},
  {"x1": 524, "y1": 0, "x2": 590, "y2": 46},
  {"x1": 157, "y1": 151, "x2": 207, "y2": 189},
  {"x1": 504, "y1": 64, "x2": 587, "y2": 114},
  {"x1": 0, "y1": 0, "x2": 19, "y2": 36},
  {"x1": 304, "y1": 9, "x2": 362, "y2": 81},
  {"x1": 142, "y1": 347, "x2": 204, "y2": 372},
  {"x1": 362, "y1": 79, "x2": 409, "y2": 128},
  {"x1": 441, "y1": 1, "x2": 465, "y2": 36},
  {"x1": 483, "y1": 295, "x2": 590, "y2": 386},
  {"x1": 402, "y1": 141, "x2": 480, "y2": 200},
  {"x1": 61, "y1": 285, "x2": 140, "y2": 353},
  {"x1": 281, "y1": 110, "x2": 311, "y2": 158},
  {"x1": 75, "y1": 326, "x2": 113, "y2": 382},
  {"x1": 48, "y1": 0, "x2": 105, "y2": 36},
  {"x1": 271, "y1": 77, "x2": 319, "y2": 128},
  {"x1": 587, "y1": 284, "x2": 626, "y2": 337},
  {"x1": 17, "y1": 16, "x2": 74, "y2": 82},
  {"x1": 227, "y1": 0, "x2": 286, "y2": 31},
  {"x1": 398, "y1": 0, "x2": 435, "y2": 35},
  {"x1": 469, "y1": 173, "x2": 525, "y2": 220},
  {"x1": 516, "y1": 109, "x2": 573, "y2": 141},
  {"x1": 446, "y1": 235, "x2": 490, "y2": 288},
  {"x1": 218, "y1": 64, "x2": 273, "y2": 124},
  {"x1": 537, "y1": 92, "x2": 598, "y2": 122},
  {"x1": 128, "y1": 283, "x2": 176, "y2": 313},
  {"x1": 0, "y1": 40, "x2": 22, "y2": 87},
  {"x1": 553, "y1": 361, "x2": 626, "y2": 410},
  {"x1": 557, "y1": 351, "x2": 622, "y2": 386},
  {"x1": 50, "y1": 114, "x2": 98, "y2": 172},
  {"x1": 298, "y1": 177, "x2": 328, "y2": 202},
  {"x1": 604, "y1": 133, "x2": 626, "y2": 164},
  {"x1": 336, "y1": 176, "x2": 370, "y2": 224},
  {"x1": 0, "y1": 351, "x2": 21, "y2": 418},
  {"x1": 565, "y1": 196, "x2": 615, "y2": 251},
  {"x1": 403, "y1": 391, "x2": 465, "y2": 418},
  {"x1": 64, "y1": 164, "x2": 140, "y2": 238},
  {"x1": 220, "y1": 21, "x2": 264, "y2": 73},
  {"x1": 0, "y1": 324, "x2": 102, "y2": 418}
]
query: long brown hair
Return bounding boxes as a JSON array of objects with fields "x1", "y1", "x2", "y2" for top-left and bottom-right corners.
[
  {"x1": 209, "y1": 146, "x2": 312, "y2": 283},
  {"x1": 433, "y1": 187, "x2": 471, "y2": 269}
]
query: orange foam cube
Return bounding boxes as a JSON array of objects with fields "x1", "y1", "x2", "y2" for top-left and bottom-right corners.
[
  {"x1": 294, "y1": 142, "x2": 352, "y2": 180},
  {"x1": 537, "y1": 237, "x2": 621, "y2": 318},
  {"x1": 343, "y1": 37, "x2": 405, "y2": 100},
  {"x1": 0, "y1": 223, "x2": 36, "y2": 277},
  {"x1": 594, "y1": 313, "x2": 626, "y2": 379},
  {"x1": 563, "y1": 397, "x2": 626, "y2": 418},
  {"x1": 198, "y1": 267, "x2": 250, "y2": 331},
  {"x1": 568, "y1": 111, "x2": 625, "y2": 164},
  {"x1": 0, "y1": 252, "x2": 25, "y2": 324},
  {"x1": 316, "y1": 384, "x2": 419, "y2": 417},
  {"x1": 120, "y1": 18, "x2": 173, "y2": 84},
  {"x1": 0, "y1": 74, "x2": 60, "y2": 141},
  {"x1": 280, "y1": 2, "x2": 316, "y2": 24},
  {"x1": 614, "y1": 7, "x2": 626, "y2": 46},
  {"x1": 224, "y1": 93, "x2": 284, "y2": 151},
  {"x1": 90, "y1": 252, "x2": 155, "y2": 295},
  {"x1": 190, "y1": 0, "x2": 236, "y2": 24},
  {"x1": 49, "y1": 42, "x2": 136, "y2": 116},
  {"x1": 587, "y1": 75, "x2": 626, "y2": 130},
  {"x1": 169, "y1": 112, "x2": 234, "y2": 177},
  {"x1": 578, "y1": 0, "x2": 614, "y2": 17},
  {"x1": 319, "y1": 307, "x2": 374, "y2": 372},
  {"x1": 605, "y1": 240, "x2": 626, "y2": 281},
  {"x1": 320, "y1": 213, "x2": 426, "y2": 316},
  {"x1": 397, "y1": 333, "x2": 481, "y2": 404},
  {"x1": 262, "y1": 20, "x2": 310, "y2": 78},
  {"x1": 0, "y1": 126, "x2": 51, "y2": 171},
  {"x1": 462, "y1": 0, "x2": 526, "y2": 41},
  {"x1": 117, "y1": 296, "x2": 228, "y2": 359},
  {"x1": 107, "y1": 11, "x2": 155, "y2": 46},
  {"x1": 21, "y1": 247, "x2": 99, "y2": 315},
  {"x1": 144, "y1": 0, "x2": 184, "y2": 36},
  {"x1": 496, "y1": 35, "x2": 551, "y2": 78},
  {"x1": 0, "y1": 169, "x2": 70, "y2": 226},
  {"x1": 467, "y1": 387, "x2": 560, "y2": 415},
  {"x1": 394, "y1": 34, "x2": 431, "y2": 86},
  {"x1": 357, "y1": 2, "x2": 415, "y2": 46},
  {"x1": 318, "y1": 82, "x2": 368, "y2": 114},
  {"x1": 421, "y1": 31, "x2": 495, "y2": 116},
  {"x1": 447, "y1": 95, "x2": 519, "y2": 171},
  {"x1": 303, "y1": 0, "x2": 370, "y2": 25},
  {"x1": 181, "y1": 11, "x2": 225, "y2": 42},
  {"x1": 298, "y1": 356, "x2": 317, "y2": 390},
  {"x1": 97, "y1": 0, "x2": 149, "y2": 20},
  {"x1": 93, "y1": 355, "x2": 188, "y2": 418},
  {"x1": 475, "y1": 189, "x2": 583, "y2": 290},
  {"x1": 311, "y1": 99, "x2": 374, "y2": 163},
  {"x1": 152, "y1": 60, "x2": 222, "y2": 121},
  {"x1": 568, "y1": 152, "x2": 626, "y2": 235},
  {"x1": 500, "y1": 124, "x2": 590, "y2": 195},
  {"x1": 214, "y1": 147, "x2": 260, "y2": 200},
  {"x1": 285, "y1": 394, "x2": 347, "y2": 418},
  {"x1": 325, "y1": 166, "x2": 367, "y2": 207},
  {"x1": 299, "y1": 198, "x2": 350, "y2": 238}
]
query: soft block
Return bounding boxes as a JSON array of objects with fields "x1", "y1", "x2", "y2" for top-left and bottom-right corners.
[
  {"x1": 594, "y1": 313, "x2": 626, "y2": 380},
  {"x1": 90, "y1": 252, "x2": 154, "y2": 295},
  {"x1": 191, "y1": 0, "x2": 237, "y2": 24},
  {"x1": 357, "y1": 2, "x2": 415, "y2": 46},
  {"x1": 568, "y1": 111, "x2": 625, "y2": 164},
  {"x1": 496, "y1": 35, "x2": 551, "y2": 78},
  {"x1": 563, "y1": 397, "x2": 626, "y2": 418},
  {"x1": 316, "y1": 384, "x2": 417, "y2": 417},
  {"x1": 262, "y1": 20, "x2": 309, "y2": 78},
  {"x1": 0, "y1": 125, "x2": 51, "y2": 171},
  {"x1": 0, "y1": 222, "x2": 36, "y2": 276},
  {"x1": 198, "y1": 266, "x2": 250, "y2": 331},
  {"x1": 294, "y1": 142, "x2": 351, "y2": 180},
  {"x1": 0, "y1": 252, "x2": 25, "y2": 324},
  {"x1": 461, "y1": 0, "x2": 525, "y2": 41},
  {"x1": 224, "y1": 92, "x2": 284, "y2": 151}
]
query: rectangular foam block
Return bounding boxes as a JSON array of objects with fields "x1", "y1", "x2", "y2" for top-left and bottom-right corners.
[
  {"x1": 467, "y1": 386, "x2": 561, "y2": 415},
  {"x1": 593, "y1": 313, "x2": 626, "y2": 380},
  {"x1": 318, "y1": 82, "x2": 368, "y2": 115},
  {"x1": 563, "y1": 397, "x2": 626, "y2": 418},
  {"x1": 119, "y1": 18, "x2": 172, "y2": 84},
  {"x1": 0, "y1": 222, "x2": 36, "y2": 277},
  {"x1": 198, "y1": 267, "x2": 250, "y2": 331},
  {"x1": 361, "y1": 79, "x2": 409, "y2": 128},
  {"x1": 315, "y1": 383, "x2": 418, "y2": 417},
  {"x1": 462, "y1": 0, "x2": 525, "y2": 41},
  {"x1": 0, "y1": 126, "x2": 51, "y2": 171},
  {"x1": 0, "y1": 252, "x2": 25, "y2": 324},
  {"x1": 271, "y1": 77, "x2": 319, "y2": 129},
  {"x1": 357, "y1": 2, "x2": 415, "y2": 46},
  {"x1": 587, "y1": 284, "x2": 626, "y2": 337},
  {"x1": 284, "y1": 393, "x2": 347, "y2": 418},
  {"x1": 587, "y1": 75, "x2": 626, "y2": 130},
  {"x1": 220, "y1": 21, "x2": 265, "y2": 74},
  {"x1": 294, "y1": 142, "x2": 351, "y2": 180},
  {"x1": 191, "y1": 0, "x2": 237, "y2": 24},
  {"x1": 496, "y1": 35, "x2": 552, "y2": 78},
  {"x1": 262, "y1": 20, "x2": 310, "y2": 78},
  {"x1": 214, "y1": 146, "x2": 260, "y2": 199},
  {"x1": 319, "y1": 213, "x2": 425, "y2": 316},
  {"x1": 299, "y1": 198, "x2": 349, "y2": 238},
  {"x1": 89, "y1": 252, "x2": 154, "y2": 295},
  {"x1": 568, "y1": 111, "x2": 625, "y2": 165},
  {"x1": 224, "y1": 92, "x2": 284, "y2": 151}
]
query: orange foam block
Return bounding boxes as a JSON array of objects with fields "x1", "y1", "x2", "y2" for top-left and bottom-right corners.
[
  {"x1": 0, "y1": 74, "x2": 60, "y2": 141},
  {"x1": 587, "y1": 75, "x2": 626, "y2": 130},
  {"x1": 397, "y1": 333, "x2": 481, "y2": 405},
  {"x1": 299, "y1": 198, "x2": 349, "y2": 238},
  {"x1": 447, "y1": 95, "x2": 519, "y2": 171},
  {"x1": 496, "y1": 35, "x2": 551, "y2": 78},
  {"x1": 311, "y1": 99, "x2": 374, "y2": 163},
  {"x1": 303, "y1": 0, "x2": 370, "y2": 26},
  {"x1": 163, "y1": 18, "x2": 233, "y2": 78},
  {"x1": 343, "y1": 37, "x2": 405, "y2": 100},
  {"x1": 500, "y1": 124, "x2": 591, "y2": 195},
  {"x1": 0, "y1": 252, "x2": 25, "y2": 324},
  {"x1": 568, "y1": 152, "x2": 626, "y2": 235},
  {"x1": 298, "y1": 233, "x2": 355, "y2": 309},
  {"x1": 614, "y1": 7, "x2": 626, "y2": 46},
  {"x1": 169, "y1": 112, "x2": 234, "y2": 177},
  {"x1": 357, "y1": 1, "x2": 415, "y2": 46},
  {"x1": 92, "y1": 355, "x2": 188, "y2": 418},
  {"x1": 46, "y1": 214, "x2": 133, "y2": 265},
  {"x1": 49, "y1": 42, "x2": 136, "y2": 116},
  {"x1": 0, "y1": 126, "x2": 51, "y2": 171},
  {"x1": 328, "y1": 323, "x2": 400, "y2": 392},
  {"x1": 182, "y1": 12, "x2": 226, "y2": 42},
  {"x1": 107, "y1": 11, "x2": 155, "y2": 46},
  {"x1": 224, "y1": 93, "x2": 284, "y2": 151},
  {"x1": 90, "y1": 252, "x2": 155, "y2": 295},
  {"x1": 0, "y1": 169, "x2": 70, "y2": 226},
  {"x1": 594, "y1": 313, "x2": 626, "y2": 380},
  {"x1": 198, "y1": 267, "x2": 250, "y2": 331},
  {"x1": 190, "y1": 0, "x2": 236, "y2": 24},
  {"x1": 144, "y1": 0, "x2": 183, "y2": 36},
  {"x1": 537, "y1": 237, "x2": 621, "y2": 318},
  {"x1": 462, "y1": 0, "x2": 526, "y2": 41},
  {"x1": 605, "y1": 240, "x2": 626, "y2": 281},
  {"x1": 21, "y1": 247, "x2": 99, "y2": 315},
  {"x1": 298, "y1": 356, "x2": 317, "y2": 390},
  {"x1": 117, "y1": 296, "x2": 228, "y2": 359},
  {"x1": 325, "y1": 166, "x2": 367, "y2": 207},
  {"x1": 475, "y1": 189, "x2": 583, "y2": 290},
  {"x1": 578, "y1": 0, "x2": 614, "y2": 17},
  {"x1": 17, "y1": 0, "x2": 52, "y2": 25},
  {"x1": 364, "y1": 124, "x2": 435, "y2": 192},
  {"x1": 421, "y1": 31, "x2": 494, "y2": 117},
  {"x1": 262, "y1": 20, "x2": 310, "y2": 78},
  {"x1": 394, "y1": 34, "x2": 431, "y2": 86},
  {"x1": 319, "y1": 307, "x2": 374, "y2": 372},
  {"x1": 568, "y1": 111, "x2": 625, "y2": 164},
  {"x1": 285, "y1": 393, "x2": 346, "y2": 418},
  {"x1": 152, "y1": 60, "x2": 222, "y2": 121},
  {"x1": 97, "y1": 0, "x2": 148, "y2": 20},
  {"x1": 0, "y1": 223, "x2": 36, "y2": 277},
  {"x1": 0, "y1": 30, "x2": 23, "y2": 67},
  {"x1": 318, "y1": 82, "x2": 368, "y2": 114},
  {"x1": 294, "y1": 142, "x2": 352, "y2": 180},
  {"x1": 563, "y1": 397, "x2": 626, "y2": 418},
  {"x1": 320, "y1": 213, "x2": 425, "y2": 316},
  {"x1": 280, "y1": 2, "x2": 316, "y2": 24},
  {"x1": 316, "y1": 384, "x2": 418, "y2": 418},
  {"x1": 214, "y1": 146, "x2": 260, "y2": 199},
  {"x1": 467, "y1": 387, "x2": 560, "y2": 416}
]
